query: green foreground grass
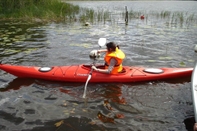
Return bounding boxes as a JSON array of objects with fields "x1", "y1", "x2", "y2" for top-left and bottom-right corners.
[{"x1": 0, "y1": 0, "x2": 80, "y2": 22}]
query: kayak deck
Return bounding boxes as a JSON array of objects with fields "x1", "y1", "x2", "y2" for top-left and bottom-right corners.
[{"x1": 0, "y1": 63, "x2": 193, "y2": 83}]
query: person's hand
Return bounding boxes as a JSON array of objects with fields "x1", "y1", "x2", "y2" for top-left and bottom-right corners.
[
  {"x1": 194, "y1": 123, "x2": 197, "y2": 131},
  {"x1": 91, "y1": 66, "x2": 97, "y2": 71}
]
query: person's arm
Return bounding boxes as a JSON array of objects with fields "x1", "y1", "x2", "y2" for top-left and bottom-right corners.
[
  {"x1": 92, "y1": 58, "x2": 117, "y2": 74},
  {"x1": 97, "y1": 49, "x2": 107, "y2": 53}
]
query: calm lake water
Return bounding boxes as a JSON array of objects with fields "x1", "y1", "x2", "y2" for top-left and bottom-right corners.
[{"x1": 0, "y1": 1, "x2": 197, "y2": 131}]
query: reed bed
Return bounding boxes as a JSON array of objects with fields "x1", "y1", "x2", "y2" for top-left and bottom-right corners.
[
  {"x1": 0, "y1": 0, "x2": 196, "y2": 27},
  {"x1": 152, "y1": 11, "x2": 197, "y2": 28},
  {"x1": 0, "y1": 0, "x2": 80, "y2": 22},
  {"x1": 65, "y1": 7, "x2": 196, "y2": 28},
  {"x1": 78, "y1": 8, "x2": 111, "y2": 25},
  {"x1": 81, "y1": 8, "x2": 197, "y2": 28}
]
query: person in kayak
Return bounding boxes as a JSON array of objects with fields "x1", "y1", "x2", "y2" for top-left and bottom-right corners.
[{"x1": 91, "y1": 42, "x2": 125, "y2": 74}]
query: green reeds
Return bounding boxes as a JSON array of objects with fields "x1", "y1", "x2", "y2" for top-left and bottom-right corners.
[
  {"x1": 79, "y1": 8, "x2": 111, "y2": 24},
  {"x1": 0, "y1": 0, "x2": 112, "y2": 24},
  {"x1": 0, "y1": 1, "x2": 196, "y2": 27},
  {"x1": 128, "y1": 9, "x2": 138, "y2": 19},
  {"x1": 161, "y1": 11, "x2": 171, "y2": 19},
  {"x1": 121, "y1": 8, "x2": 197, "y2": 28},
  {"x1": 0, "y1": 0, "x2": 80, "y2": 22},
  {"x1": 80, "y1": 9, "x2": 197, "y2": 27}
]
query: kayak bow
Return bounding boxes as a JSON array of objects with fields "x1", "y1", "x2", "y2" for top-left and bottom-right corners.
[{"x1": 0, "y1": 63, "x2": 193, "y2": 83}]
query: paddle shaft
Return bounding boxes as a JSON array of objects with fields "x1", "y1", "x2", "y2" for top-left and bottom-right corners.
[
  {"x1": 82, "y1": 68, "x2": 93, "y2": 98},
  {"x1": 82, "y1": 38, "x2": 106, "y2": 98}
]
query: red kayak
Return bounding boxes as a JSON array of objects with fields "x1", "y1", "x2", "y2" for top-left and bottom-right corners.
[{"x1": 0, "y1": 63, "x2": 193, "y2": 83}]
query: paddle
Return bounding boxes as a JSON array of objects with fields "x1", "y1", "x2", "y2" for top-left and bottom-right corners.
[{"x1": 82, "y1": 38, "x2": 106, "y2": 98}]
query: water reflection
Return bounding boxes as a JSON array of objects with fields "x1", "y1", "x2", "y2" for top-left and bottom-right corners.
[
  {"x1": 0, "y1": 79, "x2": 123, "y2": 129},
  {"x1": 0, "y1": 75, "x2": 193, "y2": 130},
  {"x1": 0, "y1": 78, "x2": 34, "y2": 92},
  {"x1": 0, "y1": 21, "x2": 47, "y2": 65}
]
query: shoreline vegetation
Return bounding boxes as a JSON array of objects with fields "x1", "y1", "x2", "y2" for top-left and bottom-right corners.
[
  {"x1": 0, "y1": 0, "x2": 80, "y2": 23},
  {"x1": 0, "y1": 0, "x2": 196, "y2": 27}
]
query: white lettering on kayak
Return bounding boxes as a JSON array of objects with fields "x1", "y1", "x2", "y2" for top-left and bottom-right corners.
[{"x1": 76, "y1": 74, "x2": 88, "y2": 76}]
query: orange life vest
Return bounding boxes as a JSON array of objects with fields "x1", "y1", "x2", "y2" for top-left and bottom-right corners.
[{"x1": 104, "y1": 47, "x2": 125, "y2": 74}]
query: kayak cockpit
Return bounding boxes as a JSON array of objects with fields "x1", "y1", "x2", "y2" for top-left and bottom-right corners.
[
  {"x1": 82, "y1": 64, "x2": 165, "y2": 74},
  {"x1": 82, "y1": 64, "x2": 127, "y2": 74},
  {"x1": 82, "y1": 64, "x2": 105, "y2": 69}
]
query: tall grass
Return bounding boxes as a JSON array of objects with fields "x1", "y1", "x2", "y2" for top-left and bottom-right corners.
[
  {"x1": 124, "y1": 9, "x2": 197, "y2": 28},
  {"x1": 78, "y1": 8, "x2": 111, "y2": 24},
  {"x1": 78, "y1": 8, "x2": 197, "y2": 28},
  {"x1": 0, "y1": 0, "x2": 80, "y2": 22}
]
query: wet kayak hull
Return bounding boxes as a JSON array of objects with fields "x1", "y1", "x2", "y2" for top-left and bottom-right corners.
[{"x1": 0, "y1": 64, "x2": 193, "y2": 83}]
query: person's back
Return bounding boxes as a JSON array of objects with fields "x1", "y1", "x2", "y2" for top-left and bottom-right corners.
[{"x1": 91, "y1": 42, "x2": 125, "y2": 74}]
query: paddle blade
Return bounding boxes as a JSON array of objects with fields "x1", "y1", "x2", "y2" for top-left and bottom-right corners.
[{"x1": 98, "y1": 38, "x2": 106, "y2": 47}]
